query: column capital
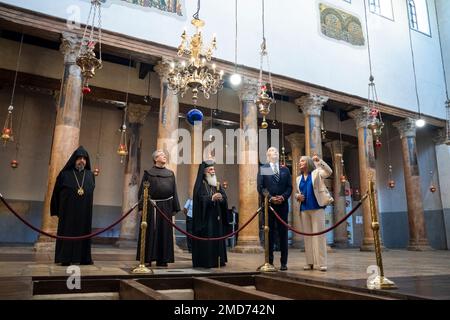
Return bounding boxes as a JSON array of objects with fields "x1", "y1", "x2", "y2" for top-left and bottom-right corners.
[
  {"x1": 295, "y1": 94, "x2": 329, "y2": 117},
  {"x1": 154, "y1": 58, "x2": 173, "y2": 82},
  {"x1": 325, "y1": 140, "x2": 351, "y2": 155},
  {"x1": 348, "y1": 107, "x2": 373, "y2": 129},
  {"x1": 238, "y1": 77, "x2": 259, "y2": 102},
  {"x1": 60, "y1": 32, "x2": 82, "y2": 64},
  {"x1": 393, "y1": 118, "x2": 416, "y2": 139},
  {"x1": 432, "y1": 128, "x2": 446, "y2": 145},
  {"x1": 285, "y1": 133, "x2": 305, "y2": 150},
  {"x1": 127, "y1": 103, "x2": 151, "y2": 125}
]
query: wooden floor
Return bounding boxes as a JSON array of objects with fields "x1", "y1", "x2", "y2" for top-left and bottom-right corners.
[{"x1": 1, "y1": 245, "x2": 449, "y2": 300}]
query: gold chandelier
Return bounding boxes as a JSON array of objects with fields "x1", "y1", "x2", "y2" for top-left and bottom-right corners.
[{"x1": 168, "y1": 1, "x2": 223, "y2": 104}]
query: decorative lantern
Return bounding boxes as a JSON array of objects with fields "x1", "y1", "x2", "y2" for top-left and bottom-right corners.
[
  {"x1": 1, "y1": 105, "x2": 14, "y2": 145},
  {"x1": 117, "y1": 124, "x2": 128, "y2": 163},
  {"x1": 256, "y1": 85, "x2": 274, "y2": 129},
  {"x1": 256, "y1": 1, "x2": 276, "y2": 129},
  {"x1": 375, "y1": 137, "x2": 382, "y2": 149},
  {"x1": 280, "y1": 146, "x2": 286, "y2": 167},
  {"x1": 93, "y1": 168, "x2": 100, "y2": 176},
  {"x1": 77, "y1": 0, "x2": 103, "y2": 95},
  {"x1": 354, "y1": 188, "x2": 361, "y2": 201},
  {"x1": 186, "y1": 108, "x2": 204, "y2": 126},
  {"x1": 429, "y1": 171, "x2": 437, "y2": 193},
  {"x1": 387, "y1": 165, "x2": 395, "y2": 189},
  {"x1": 10, "y1": 159, "x2": 18, "y2": 169}
]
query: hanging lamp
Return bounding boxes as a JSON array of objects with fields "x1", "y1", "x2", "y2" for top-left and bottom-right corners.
[
  {"x1": 2, "y1": 33, "x2": 24, "y2": 146},
  {"x1": 77, "y1": 0, "x2": 103, "y2": 95},
  {"x1": 256, "y1": 0, "x2": 276, "y2": 129},
  {"x1": 363, "y1": 0, "x2": 384, "y2": 148}
]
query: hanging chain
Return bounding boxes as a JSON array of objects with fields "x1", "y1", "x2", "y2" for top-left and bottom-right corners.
[
  {"x1": 96, "y1": 107, "x2": 103, "y2": 163},
  {"x1": 363, "y1": 0, "x2": 374, "y2": 79},
  {"x1": 125, "y1": 55, "x2": 132, "y2": 107},
  {"x1": 14, "y1": 93, "x2": 26, "y2": 158},
  {"x1": 258, "y1": 0, "x2": 275, "y2": 100},
  {"x1": 10, "y1": 33, "x2": 24, "y2": 107},
  {"x1": 80, "y1": 2, "x2": 94, "y2": 55},
  {"x1": 234, "y1": 0, "x2": 238, "y2": 72},
  {"x1": 406, "y1": 9, "x2": 422, "y2": 117},
  {"x1": 193, "y1": 0, "x2": 201, "y2": 20},
  {"x1": 98, "y1": 1, "x2": 102, "y2": 62},
  {"x1": 434, "y1": 0, "x2": 449, "y2": 101}
]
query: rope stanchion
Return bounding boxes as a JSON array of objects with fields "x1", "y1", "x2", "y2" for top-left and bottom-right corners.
[
  {"x1": 151, "y1": 199, "x2": 261, "y2": 241},
  {"x1": 0, "y1": 192, "x2": 140, "y2": 241},
  {"x1": 270, "y1": 193, "x2": 368, "y2": 236}
]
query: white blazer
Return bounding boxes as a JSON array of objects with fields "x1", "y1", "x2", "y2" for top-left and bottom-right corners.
[{"x1": 295, "y1": 159, "x2": 334, "y2": 207}]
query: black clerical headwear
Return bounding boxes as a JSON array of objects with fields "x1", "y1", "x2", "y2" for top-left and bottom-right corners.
[{"x1": 61, "y1": 146, "x2": 92, "y2": 171}]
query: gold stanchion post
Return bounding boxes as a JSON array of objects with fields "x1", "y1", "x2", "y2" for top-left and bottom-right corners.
[
  {"x1": 367, "y1": 179, "x2": 396, "y2": 289},
  {"x1": 257, "y1": 191, "x2": 277, "y2": 272},
  {"x1": 132, "y1": 181, "x2": 152, "y2": 274}
]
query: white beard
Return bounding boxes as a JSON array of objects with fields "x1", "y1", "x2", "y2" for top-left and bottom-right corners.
[{"x1": 205, "y1": 173, "x2": 217, "y2": 187}]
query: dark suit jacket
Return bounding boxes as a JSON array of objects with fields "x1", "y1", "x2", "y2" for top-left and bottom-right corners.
[{"x1": 257, "y1": 163, "x2": 292, "y2": 216}]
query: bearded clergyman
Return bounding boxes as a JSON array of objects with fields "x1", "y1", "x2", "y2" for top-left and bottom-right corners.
[
  {"x1": 191, "y1": 160, "x2": 229, "y2": 268},
  {"x1": 51, "y1": 146, "x2": 95, "y2": 266}
]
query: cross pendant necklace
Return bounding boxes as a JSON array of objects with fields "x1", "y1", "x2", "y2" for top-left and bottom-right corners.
[{"x1": 73, "y1": 170, "x2": 86, "y2": 196}]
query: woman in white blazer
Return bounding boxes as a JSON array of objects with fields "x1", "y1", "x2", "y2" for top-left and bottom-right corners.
[{"x1": 295, "y1": 155, "x2": 333, "y2": 272}]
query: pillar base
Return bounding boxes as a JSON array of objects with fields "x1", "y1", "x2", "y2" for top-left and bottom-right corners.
[
  {"x1": 34, "y1": 240, "x2": 56, "y2": 253},
  {"x1": 408, "y1": 241, "x2": 433, "y2": 251},
  {"x1": 333, "y1": 239, "x2": 349, "y2": 249},
  {"x1": 115, "y1": 239, "x2": 137, "y2": 248},
  {"x1": 232, "y1": 240, "x2": 263, "y2": 254},
  {"x1": 360, "y1": 243, "x2": 387, "y2": 252},
  {"x1": 174, "y1": 244, "x2": 184, "y2": 254},
  {"x1": 291, "y1": 240, "x2": 305, "y2": 251}
]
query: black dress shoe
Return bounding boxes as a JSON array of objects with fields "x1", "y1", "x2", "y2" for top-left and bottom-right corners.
[
  {"x1": 60, "y1": 262, "x2": 71, "y2": 266},
  {"x1": 280, "y1": 265, "x2": 288, "y2": 271},
  {"x1": 156, "y1": 262, "x2": 168, "y2": 267}
]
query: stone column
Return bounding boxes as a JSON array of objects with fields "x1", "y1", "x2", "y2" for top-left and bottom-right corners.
[
  {"x1": 188, "y1": 122, "x2": 203, "y2": 197},
  {"x1": 434, "y1": 129, "x2": 450, "y2": 250},
  {"x1": 295, "y1": 94, "x2": 329, "y2": 157},
  {"x1": 233, "y1": 78, "x2": 263, "y2": 253},
  {"x1": 285, "y1": 133, "x2": 305, "y2": 249},
  {"x1": 35, "y1": 32, "x2": 83, "y2": 251},
  {"x1": 116, "y1": 104, "x2": 150, "y2": 248},
  {"x1": 154, "y1": 59, "x2": 179, "y2": 173},
  {"x1": 325, "y1": 140, "x2": 350, "y2": 248},
  {"x1": 154, "y1": 59, "x2": 182, "y2": 253},
  {"x1": 393, "y1": 118, "x2": 431, "y2": 251},
  {"x1": 349, "y1": 107, "x2": 380, "y2": 251}
]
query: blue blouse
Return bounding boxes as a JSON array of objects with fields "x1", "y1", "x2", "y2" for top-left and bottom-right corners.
[{"x1": 299, "y1": 174, "x2": 324, "y2": 211}]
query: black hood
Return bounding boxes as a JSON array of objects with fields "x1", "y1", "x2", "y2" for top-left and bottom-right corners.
[
  {"x1": 61, "y1": 146, "x2": 92, "y2": 171},
  {"x1": 193, "y1": 160, "x2": 215, "y2": 196}
]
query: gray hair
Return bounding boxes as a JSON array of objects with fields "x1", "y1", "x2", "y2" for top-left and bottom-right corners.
[
  {"x1": 152, "y1": 149, "x2": 165, "y2": 163},
  {"x1": 266, "y1": 147, "x2": 279, "y2": 162},
  {"x1": 300, "y1": 156, "x2": 315, "y2": 173}
]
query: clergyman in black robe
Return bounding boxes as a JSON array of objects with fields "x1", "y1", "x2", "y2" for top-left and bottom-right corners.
[
  {"x1": 136, "y1": 150, "x2": 180, "y2": 266},
  {"x1": 51, "y1": 146, "x2": 95, "y2": 266},
  {"x1": 192, "y1": 160, "x2": 228, "y2": 268}
]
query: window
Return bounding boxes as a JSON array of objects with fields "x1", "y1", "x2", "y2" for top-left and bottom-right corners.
[
  {"x1": 369, "y1": 0, "x2": 394, "y2": 20},
  {"x1": 408, "y1": 0, "x2": 431, "y2": 36}
]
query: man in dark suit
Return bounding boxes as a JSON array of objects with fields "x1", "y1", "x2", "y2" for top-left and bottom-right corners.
[{"x1": 257, "y1": 147, "x2": 292, "y2": 271}]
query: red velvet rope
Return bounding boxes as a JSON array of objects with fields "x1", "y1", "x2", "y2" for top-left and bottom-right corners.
[
  {"x1": 0, "y1": 193, "x2": 140, "y2": 241},
  {"x1": 270, "y1": 193, "x2": 368, "y2": 236},
  {"x1": 151, "y1": 200, "x2": 261, "y2": 241}
]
